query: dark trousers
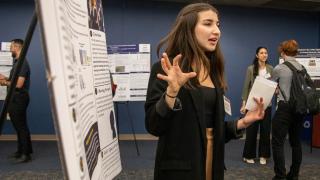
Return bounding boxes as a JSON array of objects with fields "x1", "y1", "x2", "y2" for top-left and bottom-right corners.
[
  {"x1": 8, "y1": 91, "x2": 32, "y2": 155},
  {"x1": 272, "y1": 101, "x2": 303, "y2": 178},
  {"x1": 243, "y1": 107, "x2": 271, "y2": 159}
]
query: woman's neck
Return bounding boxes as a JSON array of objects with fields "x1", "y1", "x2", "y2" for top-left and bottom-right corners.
[{"x1": 258, "y1": 61, "x2": 266, "y2": 69}]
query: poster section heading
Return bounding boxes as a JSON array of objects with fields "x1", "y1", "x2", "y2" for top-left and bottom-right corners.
[{"x1": 107, "y1": 44, "x2": 150, "y2": 101}]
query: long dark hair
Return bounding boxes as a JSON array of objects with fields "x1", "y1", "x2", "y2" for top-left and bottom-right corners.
[
  {"x1": 157, "y1": 3, "x2": 226, "y2": 90},
  {"x1": 252, "y1": 47, "x2": 268, "y2": 78}
]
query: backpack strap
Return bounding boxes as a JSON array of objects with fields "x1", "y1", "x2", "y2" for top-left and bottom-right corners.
[
  {"x1": 283, "y1": 61, "x2": 299, "y2": 72},
  {"x1": 278, "y1": 83, "x2": 289, "y2": 102},
  {"x1": 278, "y1": 61, "x2": 298, "y2": 103}
]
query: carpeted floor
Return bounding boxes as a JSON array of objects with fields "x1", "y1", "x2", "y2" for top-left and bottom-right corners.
[{"x1": 0, "y1": 140, "x2": 319, "y2": 179}]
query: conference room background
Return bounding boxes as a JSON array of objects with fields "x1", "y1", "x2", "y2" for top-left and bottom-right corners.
[{"x1": 0, "y1": 0, "x2": 319, "y2": 135}]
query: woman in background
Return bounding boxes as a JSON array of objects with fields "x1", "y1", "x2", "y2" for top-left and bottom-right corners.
[{"x1": 240, "y1": 47, "x2": 273, "y2": 165}]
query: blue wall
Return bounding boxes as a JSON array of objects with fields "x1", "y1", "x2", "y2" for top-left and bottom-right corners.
[
  {"x1": 319, "y1": 12, "x2": 320, "y2": 47},
  {"x1": 0, "y1": 0, "x2": 319, "y2": 134},
  {"x1": 0, "y1": 1, "x2": 53, "y2": 134}
]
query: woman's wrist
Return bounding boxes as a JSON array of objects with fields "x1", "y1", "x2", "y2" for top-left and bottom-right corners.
[
  {"x1": 165, "y1": 92, "x2": 176, "y2": 98},
  {"x1": 237, "y1": 117, "x2": 249, "y2": 129},
  {"x1": 242, "y1": 117, "x2": 249, "y2": 128},
  {"x1": 166, "y1": 86, "x2": 179, "y2": 97}
]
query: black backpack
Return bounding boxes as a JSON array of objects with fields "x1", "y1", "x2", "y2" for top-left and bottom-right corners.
[{"x1": 280, "y1": 61, "x2": 320, "y2": 115}]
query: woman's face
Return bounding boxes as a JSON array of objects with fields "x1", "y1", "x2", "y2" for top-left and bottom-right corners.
[
  {"x1": 256, "y1": 48, "x2": 268, "y2": 62},
  {"x1": 194, "y1": 10, "x2": 221, "y2": 52}
]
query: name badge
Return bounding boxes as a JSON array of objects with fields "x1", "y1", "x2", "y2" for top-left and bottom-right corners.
[
  {"x1": 264, "y1": 73, "x2": 271, "y2": 79},
  {"x1": 224, "y1": 96, "x2": 232, "y2": 116}
]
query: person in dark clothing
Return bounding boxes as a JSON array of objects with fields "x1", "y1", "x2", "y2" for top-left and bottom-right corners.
[
  {"x1": 271, "y1": 39, "x2": 303, "y2": 180},
  {"x1": 0, "y1": 39, "x2": 32, "y2": 163},
  {"x1": 145, "y1": 3, "x2": 265, "y2": 180}
]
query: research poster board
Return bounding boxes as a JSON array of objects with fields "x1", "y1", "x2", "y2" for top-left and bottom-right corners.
[
  {"x1": 107, "y1": 44, "x2": 150, "y2": 101},
  {"x1": 279, "y1": 49, "x2": 320, "y2": 77},
  {"x1": 0, "y1": 51, "x2": 12, "y2": 100},
  {"x1": 0, "y1": 42, "x2": 11, "y2": 51},
  {"x1": 37, "y1": 0, "x2": 121, "y2": 179}
]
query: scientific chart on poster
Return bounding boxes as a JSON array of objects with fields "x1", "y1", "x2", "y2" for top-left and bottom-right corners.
[
  {"x1": 0, "y1": 51, "x2": 12, "y2": 100},
  {"x1": 107, "y1": 44, "x2": 150, "y2": 101},
  {"x1": 295, "y1": 49, "x2": 320, "y2": 77},
  {"x1": 37, "y1": 0, "x2": 121, "y2": 179},
  {"x1": 279, "y1": 49, "x2": 320, "y2": 76}
]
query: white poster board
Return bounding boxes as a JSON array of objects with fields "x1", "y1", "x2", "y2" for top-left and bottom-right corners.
[
  {"x1": 0, "y1": 51, "x2": 12, "y2": 100},
  {"x1": 107, "y1": 44, "x2": 150, "y2": 101},
  {"x1": 37, "y1": 0, "x2": 121, "y2": 179},
  {"x1": 279, "y1": 49, "x2": 320, "y2": 77},
  {"x1": 0, "y1": 42, "x2": 11, "y2": 51}
]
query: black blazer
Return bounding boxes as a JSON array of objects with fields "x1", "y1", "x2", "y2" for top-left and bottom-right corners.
[{"x1": 145, "y1": 62, "x2": 242, "y2": 180}]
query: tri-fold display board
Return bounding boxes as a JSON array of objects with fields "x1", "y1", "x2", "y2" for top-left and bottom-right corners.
[{"x1": 37, "y1": 0, "x2": 121, "y2": 179}]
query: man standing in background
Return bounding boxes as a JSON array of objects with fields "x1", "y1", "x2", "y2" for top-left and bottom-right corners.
[
  {"x1": 271, "y1": 39, "x2": 303, "y2": 180},
  {"x1": 0, "y1": 39, "x2": 32, "y2": 163}
]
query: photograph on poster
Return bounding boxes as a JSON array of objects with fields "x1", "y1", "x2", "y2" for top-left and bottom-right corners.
[{"x1": 87, "y1": 0, "x2": 104, "y2": 31}]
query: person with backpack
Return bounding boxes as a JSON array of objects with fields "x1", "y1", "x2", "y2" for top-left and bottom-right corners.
[
  {"x1": 240, "y1": 47, "x2": 273, "y2": 165},
  {"x1": 271, "y1": 40, "x2": 304, "y2": 180}
]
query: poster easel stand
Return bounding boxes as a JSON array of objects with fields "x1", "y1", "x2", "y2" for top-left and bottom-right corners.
[
  {"x1": 114, "y1": 101, "x2": 140, "y2": 156},
  {"x1": 0, "y1": 12, "x2": 37, "y2": 135}
]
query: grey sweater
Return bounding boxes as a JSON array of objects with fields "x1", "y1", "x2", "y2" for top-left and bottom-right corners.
[{"x1": 271, "y1": 56, "x2": 303, "y2": 101}]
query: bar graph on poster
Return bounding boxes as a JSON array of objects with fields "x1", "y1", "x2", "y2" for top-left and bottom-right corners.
[{"x1": 36, "y1": 0, "x2": 121, "y2": 179}]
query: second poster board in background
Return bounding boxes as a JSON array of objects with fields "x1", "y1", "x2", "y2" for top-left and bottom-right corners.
[{"x1": 108, "y1": 44, "x2": 150, "y2": 101}]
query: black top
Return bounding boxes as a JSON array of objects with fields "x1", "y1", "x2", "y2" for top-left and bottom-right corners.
[
  {"x1": 145, "y1": 61, "x2": 244, "y2": 180},
  {"x1": 9, "y1": 58, "x2": 31, "y2": 91},
  {"x1": 199, "y1": 86, "x2": 216, "y2": 128}
]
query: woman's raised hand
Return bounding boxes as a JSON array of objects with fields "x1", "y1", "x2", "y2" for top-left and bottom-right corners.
[
  {"x1": 157, "y1": 53, "x2": 197, "y2": 95},
  {"x1": 244, "y1": 97, "x2": 265, "y2": 124}
]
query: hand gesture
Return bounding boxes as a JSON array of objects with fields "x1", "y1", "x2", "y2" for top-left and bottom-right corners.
[
  {"x1": 0, "y1": 74, "x2": 6, "y2": 80},
  {"x1": 157, "y1": 53, "x2": 196, "y2": 94},
  {"x1": 243, "y1": 97, "x2": 265, "y2": 124},
  {"x1": 240, "y1": 105, "x2": 246, "y2": 115},
  {"x1": 0, "y1": 79, "x2": 7, "y2": 86}
]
